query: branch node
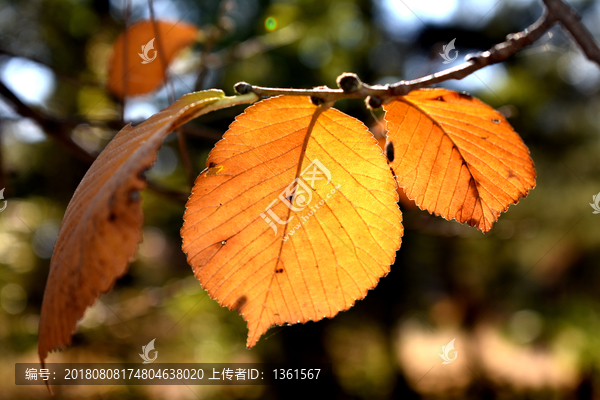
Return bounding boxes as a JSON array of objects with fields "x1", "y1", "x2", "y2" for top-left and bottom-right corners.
[
  {"x1": 366, "y1": 96, "x2": 383, "y2": 110},
  {"x1": 310, "y1": 96, "x2": 326, "y2": 106},
  {"x1": 336, "y1": 72, "x2": 362, "y2": 93},
  {"x1": 234, "y1": 82, "x2": 253, "y2": 95}
]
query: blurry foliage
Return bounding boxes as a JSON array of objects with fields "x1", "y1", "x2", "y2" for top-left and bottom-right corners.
[{"x1": 1, "y1": 0, "x2": 600, "y2": 398}]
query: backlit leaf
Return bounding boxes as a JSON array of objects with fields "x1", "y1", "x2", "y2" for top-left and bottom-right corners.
[
  {"x1": 38, "y1": 90, "x2": 258, "y2": 364},
  {"x1": 107, "y1": 20, "x2": 199, "y2": 97},
  {"x1": 181, "y1": 95, "x2": 402, "y2": 348},
  {"x1": 384, "y1": 89, "x2": 536, "y2": 233}
]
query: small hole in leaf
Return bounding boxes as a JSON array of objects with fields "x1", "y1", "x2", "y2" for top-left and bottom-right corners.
[
  {"x1": 492, "y1": 118, "x2": 501, "y2": 124},
  {"x1": 385, "y1": 141, "x2": 395, "y2": 162}
]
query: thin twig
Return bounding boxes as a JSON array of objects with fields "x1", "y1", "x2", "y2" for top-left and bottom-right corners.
[
  {"x1": 542, "y1": 0, "x2": 600, "y2": 66},
  {"x1": 0, "y1": 80, "x2": 95, "y2": 164},
  {"x1": 243, "y1": 10, "x2": 558, "y2": 102},
  {"x1": 0, "y1": 48, "x2": 98, "y2": 87},
  {"x1": 2, "y1": 0, "x2": 599, "y2": 207},
  {"x1": 242, "y1": 1, "x2": 600, "y2": 101},
  {"x1": 0, "y1": 81, "x2": 190, "y2": 203}
]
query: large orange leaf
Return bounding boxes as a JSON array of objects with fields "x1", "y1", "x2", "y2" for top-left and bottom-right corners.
[
  {"x1": 107, "y1": 20, "x2": 199, "y2": 97},
  {"x1": 181, "y1": 96, "x2": 403, "y2": 348},
  {"x1": 38, "y1": 90, "x2": 258, "y2": 364},
  {"x1": 384, "y1": 89, "x2": 536, "y2": 233}
]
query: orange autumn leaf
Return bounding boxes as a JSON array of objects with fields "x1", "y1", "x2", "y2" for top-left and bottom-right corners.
[
  {"x1": 38, "y1": 90, "x2": 258, "y2": 365},
  {"x1": 107, "y1": 20, "x2": 199, "y2": 97},
  {"x1": 181, "y1": 96, "x2": 403, "y2": 348},
  {"x1": 383, "y1": 88, "x2": 536, "y2": 233}
]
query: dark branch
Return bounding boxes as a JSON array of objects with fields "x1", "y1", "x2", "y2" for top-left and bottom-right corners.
[
  {"x1": 389, "y1": 10, "x2": 557, "y2": 96},
  {"x1": 245, "y1": 10, "x2": 559, "y2": 101},
  {"x1": 0, "y1": 81, "x2": 190, "y2": 204},
  {"x1": 242, "y1": 1, "x2": 600, "y2": 100},
  {"x1": 542, "y1": 0, "x2": 600, "y2": 66},
  {"x1": 0, "y1": 80, "x2": 95, "y2": 164}
]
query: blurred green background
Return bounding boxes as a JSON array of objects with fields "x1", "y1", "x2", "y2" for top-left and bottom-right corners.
[{"x1": 1, "y1": 0, "x2": 600, "y2": 398}]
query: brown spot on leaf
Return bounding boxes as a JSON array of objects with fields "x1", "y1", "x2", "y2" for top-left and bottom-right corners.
[
  {"x1": 232, "y1": 295, "x2": 247, "y2": 314},
  {"x1": 385, "y1": 141, "x2": 395, "y2": 162},
  {"x1": 458, "y1": 92, "x2": 472, "y2": 100},
  {"x1": 435, "y1": 96, "x2": 445, "y2": 101},
  {"x1": 275, "y1": 268, "x2": 284, "y2": 274},
  {"x1": 492, "y1": 118, "x2": 501, "y2": 124}
]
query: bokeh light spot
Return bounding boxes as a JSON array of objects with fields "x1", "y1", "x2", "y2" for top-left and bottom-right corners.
[
  {"x1": 1, "y1": 283, "x2": 27, "y2": 315},
  {"x1": 265, "y1": 17, "x2": 277, "y2": 31}
]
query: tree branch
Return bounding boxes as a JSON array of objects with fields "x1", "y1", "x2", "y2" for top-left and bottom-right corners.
[
  {"x1": 240, "y1": 1, "x2": 600, "y2": 102},
  {"x1": 0, "y1": 81, "x2": 190, "y2": 204},
  {"x1": 0, "y1": 48, "x2": 99, "y2": 87},
  {"x1": 241, "y1": 9, "x2": 559, "y2": 102},
  {"x1": 0, "y1": 80, "x2": 96, "y2": 164},
  {"x1": 542, "y1": 0, "x2": 600, "y2": 66},
  {"x1": 3, "y1": 0, "x2": 599, "y2": 207}
]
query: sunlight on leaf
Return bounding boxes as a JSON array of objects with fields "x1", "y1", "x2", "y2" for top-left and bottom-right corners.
[
  {"x1": 38, "y1": 90, "x2": 258, "y2": 364},
  {"x1": 181, "y1": 95, "x2": 403, "y2": 348},
  {"x1": 384, "y1": 89, "x2": 536, "y2": 233}
]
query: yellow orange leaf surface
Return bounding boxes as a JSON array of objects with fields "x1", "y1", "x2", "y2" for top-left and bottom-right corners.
[
  {"x1": 107, "y1": 20, "x2": 199, "y2": 97},
  {"x1": 384, "y1": 89, "x2": 535, "y2": 233},
  {"x1": 181, "y1": 96, "x2": 403, "y2": 348},
  {"x1": 38, "y1": 90, "x2": 258, "y2": 365}
]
